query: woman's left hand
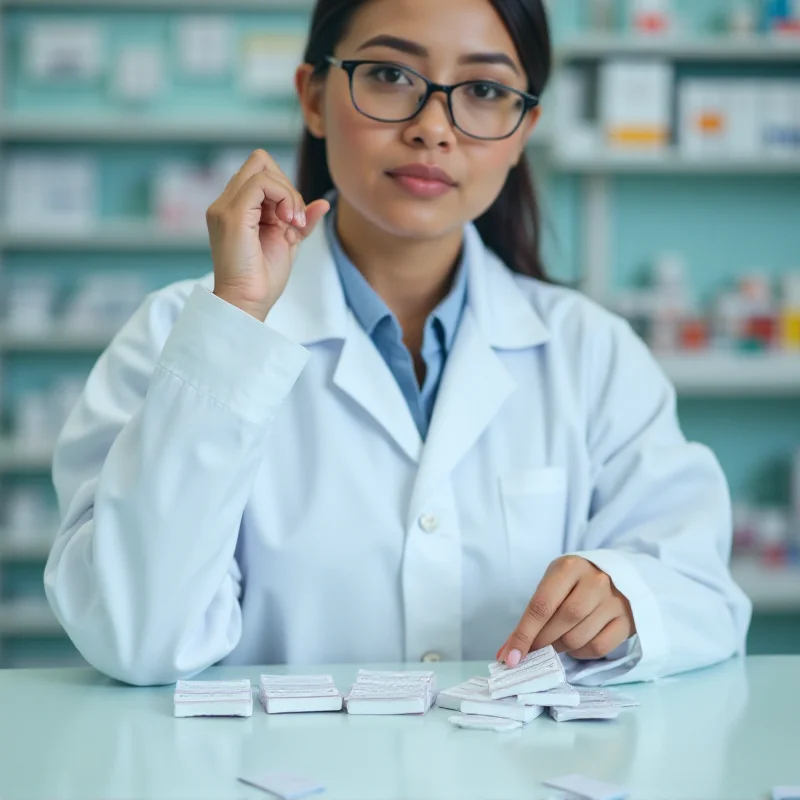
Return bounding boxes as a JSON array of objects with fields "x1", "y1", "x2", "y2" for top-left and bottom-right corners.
[{"x1": 497, "y1": 555, "x2": 636, "y2": 668}]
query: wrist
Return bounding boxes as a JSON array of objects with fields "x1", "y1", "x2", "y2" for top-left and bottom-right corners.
[{"x1": 212, "y1": 288, "x2": 271, "y2": 322}]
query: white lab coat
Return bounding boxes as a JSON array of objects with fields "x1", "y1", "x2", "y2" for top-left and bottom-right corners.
[{"x1": 44, "y1": 222, "x2": 751, "y2": 687}]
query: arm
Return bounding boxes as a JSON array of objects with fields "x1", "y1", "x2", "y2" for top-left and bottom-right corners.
[
  {"x1": 45, "y1": 286, "x2": 308, "y2": 686},
  {"x1": 499, "y1": 316, "x2": 752, "y2": 684}
]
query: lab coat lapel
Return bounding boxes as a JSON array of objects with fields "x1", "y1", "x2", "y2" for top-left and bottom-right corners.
[
  {"x1": 408, "y1": 226, "x2": 551, "y2": 524},
  {"x1": 408, "y1": 308, "x2": 516, "y2": 523},
  {"x1": 267, "y1": 223, "x2": 422, "y2": 464},
  {"x1": 332, "y1": 318, "x2": 423, "y2": 463}
]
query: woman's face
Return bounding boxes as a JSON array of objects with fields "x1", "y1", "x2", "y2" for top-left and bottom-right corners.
[{"x1": 297, "y1": 0, "x2": 541, "y2": 240}]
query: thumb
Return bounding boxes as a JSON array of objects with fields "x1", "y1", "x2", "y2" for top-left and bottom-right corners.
[{"x1": 299, "y1": 199, "x2": 331, "y2": 240}]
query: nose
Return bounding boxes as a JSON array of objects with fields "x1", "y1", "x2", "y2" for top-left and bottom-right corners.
[{"x1": 402, "y1": 91, "x2": 457, "y2": 150}]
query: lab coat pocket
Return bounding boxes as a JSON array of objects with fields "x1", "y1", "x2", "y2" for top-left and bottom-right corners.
[{"x1": 500, "y1": 467, "x2": 568, "y2": 606}]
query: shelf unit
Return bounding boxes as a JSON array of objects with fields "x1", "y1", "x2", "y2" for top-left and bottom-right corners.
[
  {"x1": 731, "y1": 559, "x2": 800, "y2": 613},
  {"x1": 0, "y1": 114, "x2": 304, "y2": 144},
  {"x1": 0, "y1": 328, "x2": 119, "y2": 352},
  {"x1": 659, "y1": 354, "x2": 800, "y2": 396},
  {"x1": 0, "y1": 604, "x2": 62, "y2": 636},
  {"x1": 0, "y1": 221, "x2": 209, "y2": 252},
  {"x1": 551, "y1": 150, "x2": 800, "y2": 175},
  {"x1": 557, "y1": 33, "x2": 800, "y2": 62},
  {"x1": 2, "y1": 0, "x2": 315, "y2": 8},
  {"x1": 0, "y1": 439, "x2": 56, "y2": 473},
  {"x1": 0, "y1": 537, "x2": 54, "y2": 561}
]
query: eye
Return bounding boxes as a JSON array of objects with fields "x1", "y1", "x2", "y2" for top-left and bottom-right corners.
[
  {"x1": 367, "y1": 65, "x2": 414, "y2": 86},
  {"x1": 467, "y1": 82, "x2": 510, "y2": 101}
]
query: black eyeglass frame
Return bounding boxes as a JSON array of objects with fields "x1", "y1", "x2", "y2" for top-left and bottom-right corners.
[{"x1": 325, "y1": 56, "x2": 540, "y2": 142}]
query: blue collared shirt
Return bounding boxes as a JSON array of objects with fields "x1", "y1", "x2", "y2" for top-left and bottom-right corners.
[{"x1": 325, "y1": 202, "x2": 467, "y2": 440}]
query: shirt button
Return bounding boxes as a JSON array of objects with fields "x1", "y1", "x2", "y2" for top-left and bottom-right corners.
[
  {"x1": 418, "y1": 514, "x2": 439, "y2": 533},
  {"x1": 421, "y1": 652, "x2": 442, "y2": 663}
]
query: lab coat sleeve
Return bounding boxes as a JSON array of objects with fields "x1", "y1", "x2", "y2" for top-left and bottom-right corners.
[
  {"x1": 44, "y1": 285, "x2": 309, "y2": 686},
  {"x1": 565, "y1": 316, "x2": 752, "y2": 686}
]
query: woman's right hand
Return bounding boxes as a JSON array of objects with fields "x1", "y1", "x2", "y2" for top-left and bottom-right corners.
[{"x1": 206, "y1": 149, "x2": 330, "y2": 321}]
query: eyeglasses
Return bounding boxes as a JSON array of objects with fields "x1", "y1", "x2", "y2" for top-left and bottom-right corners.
[{"x1": 325, "y1": 56, "x2": 540, "y2": 141}]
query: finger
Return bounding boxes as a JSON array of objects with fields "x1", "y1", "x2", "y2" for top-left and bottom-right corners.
[
  {"x1": 233, "y1": 171, "x2": 301, "y2": 228},
  {"x1": 550, "y1": 602, "x2": 620, "y2": 654},
  {"x1": 500, "y1": 559, "x2": 583, "y2": 667},
  {"x1": 531, "y1": 570, "x2": 614, "y2": 650},
  {"x1": 495, "y1": 641, "x2": 508, "y2": 662},
  {"x1": 227, "y1": 150, "x2": 306, "y2": 226},
  {"x1": 224, "y1": 149, "x2": 283, "y2": 198},
  {"x1": 296, "y1": 199, "x2": 330, "y2": 239},
  {"x1": 567, "y1": 616, "x2": 633, "y2": 661}
]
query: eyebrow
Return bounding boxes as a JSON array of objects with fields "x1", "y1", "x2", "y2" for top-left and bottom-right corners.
[{"x1": 355, "y1": 35, "x2": 520, "y2": 76}]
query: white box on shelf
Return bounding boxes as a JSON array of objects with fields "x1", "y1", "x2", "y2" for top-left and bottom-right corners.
[
  {"x1": 24, "y1": 21, "x2": 105, "y2": 83},
  {"x1": 1, "y1": 274, "x2": 57, "y2": 335},
  {"x1": 678, "y1": 79, "x2": 731, "y2": 157},
  {"x1": 552, "y1": 67, "x2": 600, "y2": 156},
  {"x1": 4, "y1": 155, "x2": 97, "y2": 231},
  {"x1": 154, "y1": 162, "x2": 217, "y2": 231},
  {"x1": 599, "y1": 60, "x2": 673, "y2": 150},
  {"x1": 791, "y1": 83, "x2": 800, "y2": 153},
  {"x1": 678, "y1": 79, "x2": 708, "y2": 157},
  {"x1": 176, "y1": 16, "x2": 234, "y2": 79},
  {"x1": 2, "y1": 487, "x2": 55, "y2": 541},
  {"x1": 240, "y1": 33, "x2": 305, "y2": 97},
  {"x1": 728, "y1": 80, "x2": 761, "y2": 157},
  {"x1": 762, "y1": 80, "x2": 796, "y2": 157},
  {"x1": 112, "y1": 45, "x2": 165, "y2": 103}
]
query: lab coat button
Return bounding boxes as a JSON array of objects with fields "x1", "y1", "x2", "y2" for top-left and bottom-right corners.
[
  {"x1": 421, "y1": 651, "x2": 442, "y2": 663},
  {"x1": 418, "y1": 514, "x2": 439, "y2": 533}
]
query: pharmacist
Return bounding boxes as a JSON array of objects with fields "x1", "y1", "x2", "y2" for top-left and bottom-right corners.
[{"x1": 44, "y1": 0, "x2": 751, "y2": 686}]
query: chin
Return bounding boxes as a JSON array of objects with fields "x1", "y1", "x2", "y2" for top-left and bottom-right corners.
[{"x1": 368, "y1": 194, "x2": 466, "y2": 241}]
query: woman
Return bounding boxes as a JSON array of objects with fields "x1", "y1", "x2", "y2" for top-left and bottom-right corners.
[{"x1": 44, "y1": 0, "x2": 750, "y2": 687}]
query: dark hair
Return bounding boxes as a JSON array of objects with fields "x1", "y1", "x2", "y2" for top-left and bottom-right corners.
[{"x1": 297, "y1": 0, "x2": 552, "y2": 282}]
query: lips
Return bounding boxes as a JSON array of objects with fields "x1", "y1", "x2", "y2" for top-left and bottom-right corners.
[{"x1": 386, "y1": 163, "x2": 457, "y2": 186}]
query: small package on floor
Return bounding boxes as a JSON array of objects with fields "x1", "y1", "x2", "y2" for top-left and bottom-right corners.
[
  {"x1": 174, "y1": 679, "x2": 253, "y2": 718},
  {"x1": 487, "y1": 645, "x2": 566, "y2": 699},
  {"x1": 345, "y1": 669, "x2": 437, "y2": 715},
  {"x1": 517, "y1": 682, "x2": 580, "y2": 707},
  {"x1": 436, "y1": 677, "x2": 491, "y2": 711},
  {"x1": 259, "y1": 674, "x2": 343, "y2": 714}
]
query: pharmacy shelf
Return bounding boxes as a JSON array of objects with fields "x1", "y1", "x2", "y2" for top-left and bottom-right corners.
[
  {"x1": 0, "y1": 604, "x2": 64, "y2": 637},
  {"x1": 731, "y1": 559, "x2": 800, "y2": 612},
  {"x1": 558, "y1": 33, "x2": 800, "y2": 62},
  {"x1": 0, "y1": 328, "x2": 115, "y2": 352},
  {"x1": 0, "y1": 114, "x2": 302, "y2": 143},
  {"x1": 0, "y1": 221, "x2": 209, "y2": 252},
  {"x1": 551, "y1": 149, "x2": 800, "y2": 175},
  {"x1": 0, "y1": 440, "x2": 54, "y2": 473},
  {"x1": 658, "y1": 353, "x2": 800, "y2": 396},
  {"x1": 0, "y1": 537, "x2": 54, "y2": 561},
  {"x1": 2, "y1": 0, "x2": 314, "y2": 9}
]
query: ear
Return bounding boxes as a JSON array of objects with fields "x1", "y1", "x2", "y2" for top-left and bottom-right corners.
[
  {"x1": 295, "y1": 63, "x2": 326, "y2": 139},
  {"x1": 514, "y1": 106, "x2": 543, "y2": 165}
]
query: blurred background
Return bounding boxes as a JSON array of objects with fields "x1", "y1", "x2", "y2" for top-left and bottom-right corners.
[{"x1": 0, "y1": 0, "x2": 798, "y2": 668}]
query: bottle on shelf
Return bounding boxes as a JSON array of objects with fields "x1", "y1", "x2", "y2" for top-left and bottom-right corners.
[
  {"x1": 739, "y1": 273, "x2": 778, "y2": 351},
  {"x1": 780, "y1": 274, "x2": 800, "y2": 351}
]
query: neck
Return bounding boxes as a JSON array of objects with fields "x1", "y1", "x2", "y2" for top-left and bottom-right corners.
[{"x1": 335, "y1": 198, "x2": 464, "y2": 354}]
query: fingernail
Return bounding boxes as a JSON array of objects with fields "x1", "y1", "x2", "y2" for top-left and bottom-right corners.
[
  {"x1": 297, "y1": 210, "x2": 307, "y2": 227},
  {"x1": 507, "y1": 648, "x2": 522, "y2": 667}
]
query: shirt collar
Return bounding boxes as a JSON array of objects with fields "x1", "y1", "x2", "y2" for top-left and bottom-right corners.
[{"x1": 324, "y1": 192, "x2": 468, "y2": 351}]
